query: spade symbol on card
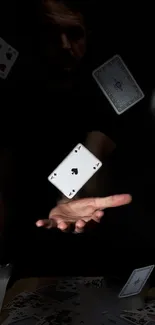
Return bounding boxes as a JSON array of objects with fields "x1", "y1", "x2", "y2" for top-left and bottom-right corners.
[
  {"x1": 71, "y1": 168, "x2": 78, "y2": 175},
  {"x1": 6, "y1": 52, "x2": 13, "y2": 60}
]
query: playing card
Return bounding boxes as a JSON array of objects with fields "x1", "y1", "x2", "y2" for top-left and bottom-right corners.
[
  {"x1": 4, "y1": 291, "x2": 53, "y2": 311},
  {"x1": 0, "y1": 37, "x2": 19, "y2": 79},
  {"x1": 144, "y1": 302, "x2": 155, "y2": 315},
  {"x1": 3, "y1": 291, "x2": 59, "y2": 324},
  {"x1": 92, "y1": 54, "x2": 144, "y2": 115},
  {"x1": 82, "y1": 277, "x2": 104, "y2": 288},
  {"x1": 120, "y1": 311, "x2": 151, "y2": 325},
  {"x1": 119, "y1": 265, "x2": 155, "y2": 298},
  {"x1": 48, "y1": 143, "x2": 102, "y2": 199},
  {"x1": 8, "y1": 303, "x2": 58, "y2": 322}
]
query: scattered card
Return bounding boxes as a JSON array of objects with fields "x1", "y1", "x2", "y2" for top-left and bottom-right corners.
[
  {"x1": 143, "y1": 302, "x2": 155, "y2": 316},
  {"x1": 92, "y1": 54, "x2": 144, "y2": 115},
  {"x1": 4, "y1": 291, "x2": 53, "y2": 312},
  {"x1": 0, "y1": 37, "x2": 19, "y2": 79},
  {"x1": 48, "y1": 143, "x2": 102, "y2": 199},
  {"x1": 120, "y1": 311, "x2": 151, "y2": 325},
  {"x1": 119, "y1": 265, "x2": 155, "y2": 298},
  {"x1": 82, "y1": 277, "x2": 104, "y2": 288}
]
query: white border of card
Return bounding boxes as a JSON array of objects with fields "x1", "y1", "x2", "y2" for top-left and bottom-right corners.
[
  {"x1": 48, "y1": 143, "x2": 102, "y2": 199},
  {"x1": 118, "y1": 265, "x2": 155, "y2": 298},
  {"x1": 92, "y1": 54, "x2": 144, "y2": 115}
]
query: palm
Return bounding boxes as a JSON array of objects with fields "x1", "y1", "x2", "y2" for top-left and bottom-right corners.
[
  {"x1": 49, "y1": 198, "x2": 103, "y2": 223},
  {"x1": 36, "y1": 194, "x2": 132, "y2": 232}
]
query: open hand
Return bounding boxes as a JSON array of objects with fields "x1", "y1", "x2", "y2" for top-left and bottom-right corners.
[{"x1": 36, "y1": 194, "x2": 132, "y2": 233}]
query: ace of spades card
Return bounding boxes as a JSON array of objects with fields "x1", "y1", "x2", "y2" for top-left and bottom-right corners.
[
  {"x1": 48, "y1": 143, "x2": 102, "y2": 199},
  {"x1": 0, "y1": 37, "x2": 19, "y2": 79}
]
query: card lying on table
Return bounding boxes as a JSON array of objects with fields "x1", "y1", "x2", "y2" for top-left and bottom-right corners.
[
  {"x1": 92, "y1": 54, "x2": 144, "y2": 115},
  {"x1": 120, "y1": 310, "x2": 152, "y2": 325},
  {"x1": 48, "y1": 143, "x2": 102, "y2": 199}
]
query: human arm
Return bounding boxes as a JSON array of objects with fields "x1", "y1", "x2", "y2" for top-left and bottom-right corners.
[{"x1": 36, "y1": 131, "x2": 132, "y2": 233}]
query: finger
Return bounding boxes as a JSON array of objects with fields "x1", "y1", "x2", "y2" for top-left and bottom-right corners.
[
  {"x1": 36, "y1": 219, "x2": 57, "y2": 229},
  {"x1": 92, "y1": 210, "x2": 104, "y2": 223},
  {"x1": 94, "y1": 194, "x2": 132, "y2": 210},
  {"x1": 74, "y1": 220, "x2": 86, "y2": 233},
  {"x1": 57, "y1": 221, "x2": 69, "y2": 231}
]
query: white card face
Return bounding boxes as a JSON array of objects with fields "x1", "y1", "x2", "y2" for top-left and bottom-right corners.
[
  {"x1": 92, "y1": 54, "x2": 144, "y2": 115},
  {"x1": 48, "y1": 143, "x2": 102, "y2": 199},
  {"x1": 0, "y1": 37, "x2": 19, "y2": 79},
  {"x1": 118, "y1": 265, "x2": 155, "y2": 298}
]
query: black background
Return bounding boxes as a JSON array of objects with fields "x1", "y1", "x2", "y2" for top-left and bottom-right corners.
[{"x1": 1, "y1": 1, "x2": 155, "y2": 277}]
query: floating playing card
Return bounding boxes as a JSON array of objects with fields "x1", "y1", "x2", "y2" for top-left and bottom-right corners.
[
  {"x1": 48, "y1": 143, "x2": 102, "y2": 199},
  {"x1": 92, "y1": 54, "x2": 144, "y2": 115},
  {"x1": 119, "y1": 265, "x2": 155, "y2": 298},
  {"x1": 0, "y1": 37, "x2": 19, "y2": 79}
]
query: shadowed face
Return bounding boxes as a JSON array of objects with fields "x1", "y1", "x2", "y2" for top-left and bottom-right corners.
[{"x1": 41, "y1": 0, "x2": 87, "y2": 73}]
